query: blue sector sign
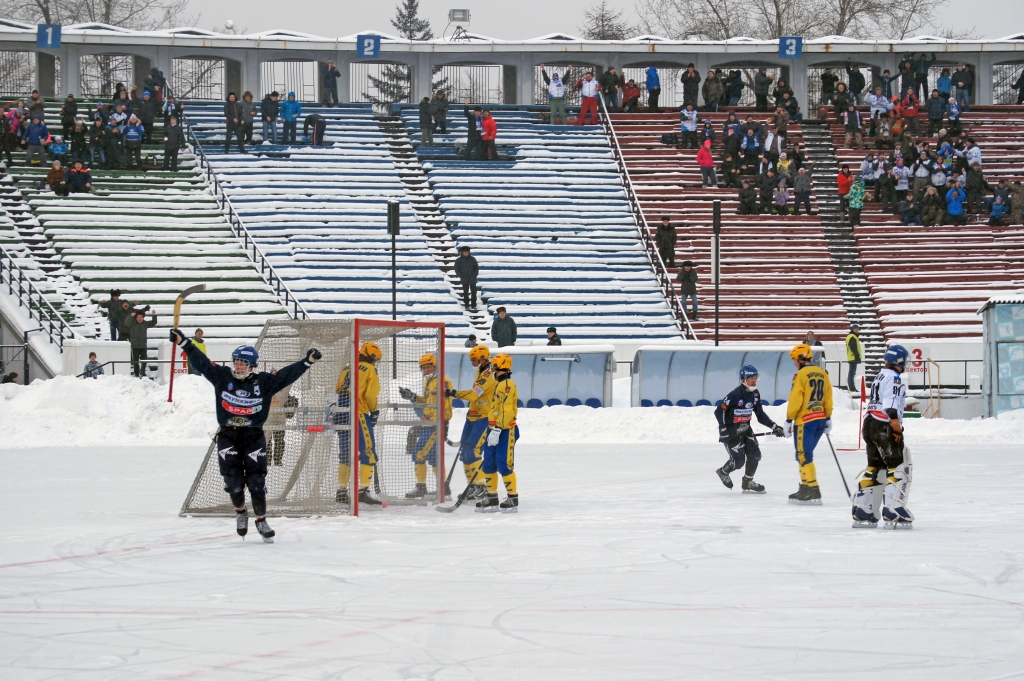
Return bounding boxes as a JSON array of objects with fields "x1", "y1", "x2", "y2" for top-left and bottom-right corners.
[
  {"x1": 37, "y1": 24, "x2": 61, "y2": 48},
  {"x1": 356, "y1": 35, "x2": 381, "y2": 58},
  {"x1": 779, "y1": 36, "x2": 802, "y2": 58}
]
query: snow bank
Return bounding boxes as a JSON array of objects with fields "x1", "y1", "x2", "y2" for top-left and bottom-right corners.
[{"x1": 2, "y1": 374, "x2": 1023, "y2": 448}]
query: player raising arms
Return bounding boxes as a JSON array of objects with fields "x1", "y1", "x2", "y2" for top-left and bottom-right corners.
[
  {"x1": 715, "y1": 364, "x2": 785, "y2": 493},
  {"x1": 853, "y1": 345, "x2": 913, "y2": 529},
  {"x1": 477, "y1": 353, "x2": 519, "y2": 513},
  {"x1": 171, "y1": 328, "x2": 321, "y2": 542},
  {"x1": 399, "y1": 353, "x2": 453, "y2": 499},
  {"x1": 446, "y1": 345, "x2": 496, "y2": 500},
  {"x1": 784, "y1": 343, "x2": 833, "y2": 505}
]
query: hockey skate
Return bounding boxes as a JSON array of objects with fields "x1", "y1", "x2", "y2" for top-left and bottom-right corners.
[
  {"x1": 882, "y1": 506, "x2": 913, "y2": 529},
  {"x1": 358, "y1": 488, "x2": 382, "y2": 506},
  {"x1": 405, "y1": 483, "x2": 428, "y2": 499},
  {"x1": 715, "y1": 467, "x2": 734, "y2": 489},
  {"x1": 235, "y1": 510, "x2": 248, "y2": 537},
  {"x1": 741, "y1": 477, "x2": 765, "y2": 494},
  {"x1": 475, "y1": 493, "x2": 500, "y2": 513},
  {"x1": 255, "y1": 517, "x2": 275, "y2": 543},
  {"x1": 499, "y1": 493, "x2": 519, "y2": 513},
  {"x1": 465, "y1": 484, "x2": 488, "y2": 501},
  {"x1": 852, "y1": 507, "x2": 878, "y2": 528},
  {"x1": 788, "y1": 484, "x2": 823, "y2": 505}
]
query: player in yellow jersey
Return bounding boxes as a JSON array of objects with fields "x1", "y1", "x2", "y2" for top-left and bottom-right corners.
[
  {"x1": 335, "y1": 342, "x2": 383, "y2": 507},
  {"x1": 784, "y1": 343, "x2": 834, "y2": 505},
  {"x1": 476, "y1": 353, "x2": 519, "y2": 513},
  {"x1": 447, "y1": 345, "x2": 497, "y2": 500},
  {"x1": 399, "y1": 353, "x2": 453, "y2": 499}
]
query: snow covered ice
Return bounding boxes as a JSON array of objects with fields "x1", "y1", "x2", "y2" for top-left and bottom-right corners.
[{"x1": 2, "y1": 376, "x2": 1024, "y2": 679}]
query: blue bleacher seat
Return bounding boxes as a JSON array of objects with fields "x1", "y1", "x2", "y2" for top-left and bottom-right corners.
[
  {"x1": 453, "y1": 399, "x2": 466, "y2": 408},
  {"x1": 676, "y1": 399, "x2": 693, "y2": 407},
  {"x1": 517, "y1": 399, "x2": 524, "y2": 408},
  {"x1": 585, "y1": 398, "x2": 602, "y2": 408},
  {"x1": 566, "y1": 398, "x2": 582, "y2": 406},
  {"x1": 527, "y1": 398, "x2": 544, "y2": 409},
  {"x1": 656, "y1": 399, "x2": 673, "y2": 407},
  {"x1": 546, "y1": 398, "x2": 562, "y2": 407},
  {"x1": 773, "y1": 400, "x2": 786, "y2": 406},
  {"x1": 696, "y1": 399, "x2": 712, "y2": 406},
  {"x1": 715, "y1": 400, "x2": 724, "y2": 407},
  {"x1": 641, "y1": 399, "x2": 654, "y2": 407}
]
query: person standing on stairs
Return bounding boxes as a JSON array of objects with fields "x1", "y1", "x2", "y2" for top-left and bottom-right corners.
[
  {"x1": 646, "y1": 66, "x2": 662, "y2": 113},
  {"x1": 480, "y1": 111, "x2": 498, "y2": 161},
  {"x1": 846, "y1": 324, "x2": 864, "y2": 393},
  {"x1": 430, "y1": 91, "x2": 450, "y2": 134},
  {"x1": 322, "y1": 61, "x2": 341, "y2": 106},
  {"x1": 677, "y1": 261, "x2": 698, "y2": 321},
  {"x1": 239, "y1": 92, "x2": 258, "y2": 146},
  {"x1": 541, "y1": 66, "x2": 569, "y2": 124},
  {"x1": 574, "y1": 72, "x2": 601, "y2": 125},
  {"x1": 280, "y1": 92, "x2": 302, "y2": 145},
  {"x1": 454, "y1": 246, "x2": 479, "y2": 311},
  {"x1": 261, "y1": 91, "x2": 280, "y2": 144},
  {"x1": 697, "y1": 140, "x2": 717, "y2": 188},
  {"x1": 129, "y1": 309, "x2": 159, "y2": 378},
  {"x1": 418, "y1": 98, "x2": 434, "y2": 146},
  {"x1": 463, "y1": 104, "x2": 484, "y2": 159},
  {"x1": 491, "y1": 308, "x2": 517, "y2": 348},
  {"x1": 656, "y1": 215, "x2": 676, "y2": 267},
  {"x1": 162, "y1": 116, "x2": 185, "y2": 172},
  {"x1": 223, "y1": 92, "x2": 246, "y2": 154}
]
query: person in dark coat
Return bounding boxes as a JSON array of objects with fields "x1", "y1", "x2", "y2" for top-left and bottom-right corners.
[
  {"x1": 137, "y1": 90, "x2": 157, "y2": 144},
  {"x1": 59, "y1": 95, "x2": 78, "y2": 138},
  {"x1": 738, "y1": 179, "x2": 758, "y2": 215},
  {"x1": 676, "y1": 260, "x2": 698, "y2": 320},
  {"x1": 430, "y1": 91, "x2": 450, "y2": 133},
  {"x1": 128, "y1": 309, "x2": 158, "y2": 377},
  {"x1": 322, "y1": 60, "x2": 341, "y2": 106},
  {"x1": 680, "y1": 64, "x2": 702, "y2": 108},
  {"x1": 547, "y1": 327, "x2": 562, "y2": 346},
  {"x1": 303, "y1": 113, "x2": 327, "y2": 146},
  {"x1": 97, "y1": 289, "x2": 134, "y2": 340},
  {"x1": 655, "y1": 215, "x2": 676, "y2": 267},
  {"x1": 162, "y1": 116, "x2": 186, "y2": 171},
  {"x1": 261, "y1": 91, "x2": 280, "y2": 144},
  {"x1": 419, "y1": 97, "x2": 433, "y2": 146},
  {"x1": 223, "y1": 92, "x2": 245, "y2": 154},
  {"x1": 453, "y1": 245, "x2": 479, "y2": 309},
  {"x1": 464, "y1": 104, "x2": 483, "y2": 160},
  {"x1": 491, "y1": 307, "x2": 517, "y2": 347}
]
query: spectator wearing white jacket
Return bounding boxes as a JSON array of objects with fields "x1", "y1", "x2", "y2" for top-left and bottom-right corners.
[
  {"x1": 864, "y1": 87, "x2": 892, "y2": 136},
  {"x1": 541, "y1": 65, "x2": 570, "y2": 125}
]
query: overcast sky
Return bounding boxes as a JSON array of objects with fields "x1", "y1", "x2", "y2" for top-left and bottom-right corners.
[{"x1": 186, "y1": 0, "x2": 1022, "y2": 40}]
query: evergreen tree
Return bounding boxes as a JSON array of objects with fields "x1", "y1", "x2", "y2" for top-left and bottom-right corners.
[
  {"x1": 362, "y1": 0, "x2": 435, "y2": 111},
  {"x1": 579, "y1": 1, "x2": 635, "y2": 40},
  {"x1": 391, "y1": 0, "x2": 434, "y2": 40}
]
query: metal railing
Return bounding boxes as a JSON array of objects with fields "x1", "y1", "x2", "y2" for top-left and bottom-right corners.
[
  {"x1": 597, "y1": 96, "x2": 697, "y2": 340},
  {"x1": 177, "y1": 112, "x2": 309, "y2": 321},
  {"x1": 824, "y1": 358, "x2": 983, "y2": 394},
  {"x1": 0, "y1": 245, "x2": 79, "y2": 349}
]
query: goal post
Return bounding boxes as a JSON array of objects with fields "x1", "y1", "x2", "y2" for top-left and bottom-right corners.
[{"x1": 179, "y1": 318, "x2": 446, "y2": 518}]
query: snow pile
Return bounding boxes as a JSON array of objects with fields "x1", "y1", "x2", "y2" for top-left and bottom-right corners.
[{"x1": 0, "y1": 374, "x2": 216, "y2": 448}]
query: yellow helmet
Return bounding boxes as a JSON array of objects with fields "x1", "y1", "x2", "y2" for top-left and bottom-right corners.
[
  {"x1": 360, "y1": 342, "x2": 382, "y2": 361},
  {"x1": 790, "y1": 343, "x2": 813, "y2": 362},
  {"x1": 468, "y1": 345, "x2": 491, "y2": 362},
  {"x1": 418, "y1": 353, "x2": 438, "y2": 368},
  {"x1": 491, "y1": 353, "x2": 512, "y2": 371}
]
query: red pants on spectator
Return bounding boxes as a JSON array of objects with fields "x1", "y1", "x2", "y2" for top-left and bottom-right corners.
[{"x1": 577, "y1": 97, "x2": 599, "y2": 125}]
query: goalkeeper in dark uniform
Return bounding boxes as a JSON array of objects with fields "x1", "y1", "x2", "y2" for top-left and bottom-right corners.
[
  {"x1": 714, "y1": 364, "x2": 785, "y2": 493},
  {"x1": 171, "y1": 328, "x2": 321, "y2": 542}
]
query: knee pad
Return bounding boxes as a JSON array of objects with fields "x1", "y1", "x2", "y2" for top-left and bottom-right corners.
[
  {"x1": 246, "y1": 474, "x2": 267, "y2": 497},
  {"x1": 222, "y1": 472, "x2": 245, "y2": 495},
  {"x1": 228, "y1": 490, "x2": 246, "y2": 509}
]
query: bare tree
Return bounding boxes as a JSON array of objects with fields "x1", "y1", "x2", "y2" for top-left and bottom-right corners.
[{"x1": 580, "y1": 1, "x2": 637, "y2": 40}]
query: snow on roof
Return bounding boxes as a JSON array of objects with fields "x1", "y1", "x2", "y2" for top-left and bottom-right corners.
[
  {"x1": 65, "y1": 22, "x2": 134, "y2": 33},
  {"x1": 246, "y1": 29, "x2": 329, "y2": 40},
  {"x1": 436, "y1": 31, "x2": 497, "y2": 42},
  {"x1": 0, "y1": 18, "x2": 34, "y2": 30},
  {"x1": 905, "y1": 35, "x2": 950, "y2": 42},
  {"x1": 161, "y1": 27, "x2": 222, "y2": 37},
  {"x1": 626, "y1": 34, "x2": 673, "y2": 42},
  {"x1": 528, "y1": 33, "x2": 582, "y2": 42},
  {"x1": 338, "y1": 30, "x2": 404, "y2": 42},
  {"x1": 807, "y1": 35, "x2": 864, "y2": 43},
  {"x1": 996, "y1": 33, "x2": 1024, "y2": 41},
  {"x1": 979, "y1": 291, "x2": 1024, "y2": 313}
]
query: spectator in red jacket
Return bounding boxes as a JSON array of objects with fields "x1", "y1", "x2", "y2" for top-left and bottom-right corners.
[
  {"x1": 697, "y1": 140, "x2": 717, "y2": 187},
  {"x1": 621, "y1": 79, "x2": 642, "y2": 113},
  {"x1": 900, "y1": 91, "x2": 921, "y2": 136},
  {"x1": 837, "y1": 164, "x2": 854, "y2": 214},
  {"x1": 480, "y1": 110, "x2": 497, "y2": 160}
]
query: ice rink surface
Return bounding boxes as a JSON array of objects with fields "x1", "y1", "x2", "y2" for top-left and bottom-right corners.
[{"x1": 2, "y1": 440, "x2": 1023, "y2": 680}]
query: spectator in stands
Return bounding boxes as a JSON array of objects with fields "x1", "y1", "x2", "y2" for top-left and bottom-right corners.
[
  {"x1": 920, "y1": 185, "x2": 945, "y2": 226},
  {"x1": 1014, "y1": 69, "x2": 1024, "y2": 105},
  {"x1": 187, "y1": 329, "x2": 207, "y2": 375},
  {"x1": 541, "y1": 66, "x2": 569, "y2": 124},
  {"x1": 27, "y1": 90, "x2": 45, "y2": 119},
  {"x1": 865, "y1": 87, "x2": 891, "y2": 137},
  {"x1": 892, "y1": 157, "x2": 911, "y2": 197},
  {"x1": 162, "y1": 116, "x2": 185, "y2": 172},
  {"x1": 128, "y1": 309, "x2": 158, "y2": 378},
  {"x1": 1011, "y1": 182, "x2": 1024, "y2": 226},
  {"x1": 22, "y1": 114, "x2": 49, "y2": 167},
  {"x1": 965, "y1": 161, "x2": 990, "y2": 217},
  {"x1": 790, "y1": 143, "x2": 806, "y2": 172},
  {"x1": 46, "y1": 160, "x2": 67, "y2": 196},
  {"x1": 622, "y1": 79, "x2": 642, "y2": 113},
  {"x1": 911, "y1": 151, "x2": 934, "y2": 200},
  {"x1": 303, "y1": 113, "x2": 327, "y2": 146},
  {"x1": 144, "y1": 68, "x2": 166, "y2": 100},
  {"x1": 899, "y1": 192, "x2": 921, "y2": 225},
  {"x1": 223, "y1": 92, "x2": 246, "y2": 154},
  {"x1": 59, "y1": 95, "x2": 77, "y2": 138},
  {"x1": 98, "y1": 290, "x2": 130, "y2": 341},
  {"x1": 819, "y1": 69, "x2": 839, "y2": 106},
  {"x1": 805, "y1": 331, "x2": 824, "y2": 366},
  {"x1": 700, "y1": 121, "x2": 715, "y2": 148},
  {"x1": 757, "y1": 153, "x2": 775, "y2": 177},
  {"x1": 945, "y1": 98, "x2": 962, "y2": 137},
  {"x1": 418, "y1": 98, "x2": 433, "y2": 146},
  {"x1": 794, "y1": 166, "x2": 813, "y2": 215},
  {"x1": 912, "y1": 53, "x2": 937, "y2": 100},
  {"x1": 261, "y1": 91, "x2": 280, "y2": 144},
  {"x1": 925, "y1": 89, "x2": 946, "y2": 136},
  {"x1": 832, "y1": 83, "x2": 851, "y2": 120},
  {"x1": 897, "y1": 55, "x2": 914, "y2": 97},
  {"x1": 119, "y1": 304, "x2": 140, "y2": 341},
  {"x1": 843, "y1": 105, "x2": 863, "y2": 149},
  {"x1": 124, "y1": 115, "x2": 145, "y2": 170},
  {"x1": 280, "y1": 92, "x2": 302, "y2": 145},
  {"x1": 702, "y1": 70, "x2": 723, "y2": 112},
  {"x1": 737, "y1": 179, "x2": 758, "y2": 215},
  {"x1": 677, "y1": 261, "x2": 698, "y2": 319},
  {"x1": 137, "y1": 90, "x2": 156, "y2": 144},
  {"x1": 845, "y1": 324, "x2": 863, "y2": 392},
  {"x1": 776, "y1": 152, "x2": 793, "y2": 186},
  {"x1": 600, "y1": 67, "x2": 623, "y2": 112},
  {"x1": 646, "y1": 66, "x2": 662, "y2": 113},
  {"x1": 491, "y1": 307, "x2": 517, "y2": 347},
  {"x1": 680, "y1": 104, "x2": 699, "y2": 150},
  {"x1": 2, "y1": 107, "x2": 21, "y2": 165},
  {"x1": 463, "y1": 104, "x2": 483, "y2": 159},
  {"x1": 859, "y1": 152, "x2": 880, "y2": 189},
  {"x1": 697, "y1": 140, "x2": 717, "y2": 187},
  {"x1": 725, "y1": 70, "x2": 744, "y2": 107},
  {"x1": 722, "y1": 153, "x2": 742, "y2": 188},
  {"x1": 480, "y1": 110, "x2": 498, "y2": 160},
  {"x1": 67, "y1": 159, "x2": 93, "y2": 193},
  {"x1": 115, "y1": 90, "x2": 133, "y2": 116},
  {"x1": 872, "y1": 67, "x2": 900, "y2": 101},
  {"x1": 547, "y1": 327, "x2": 562, "y2": 346},
  {"x1": 953, "y1": 64, "x2": 973, "y2": 111},
  {"x1": 771, "y1": 78, "x2": 793, "y2": 109},
  {"x1": 454, "y1": 246, "x2": 479, "y2": 310},
  {"x1": 771, "y1": 106, "x2": 790, "y2": 136},
  {"x1": 781, "y1": 92, "x2": 802, "y2": 122},
  {"x1": 945, "y1": 180, "x2": 967, "y2": 225},
  {"x1": 107, "y1": 107, "x2": 126, "y2": 168},
  {"x1": 680, "y1": 64, "x2": 701, "y2": 109},
  {"x1": 935, "y1": 68, "x2": 952, "y2": 102},
  {"x1": 874, "y1": 113, "x2": 894, "y2": 149},
  {"x1": 985, "y1": 178, "x2": 1010, "y2": 213},
  {"x1": 322, "y1": 61, "x2": 341, "y2": 106},
  {"x1": 954, "y1": 137, "x2": 982, "y2": 168},
  {"x1": 83, "y1": 352, "x2": 104, "y2": 379},
  {"x1": 430, "y1": 90, "x2": 450, "y2": 133},
  {"x1": 772, "y1": 181, "x2": 790, "y2": 215},
  {"x1": 847, "y1": 175, "x2": 865, "y2": 226},
  {"x1": 837, "y1": 164, "x2": 854, "y2": 214},
  {"x1": 162, "y1": 95, "x2": 184, "y2": 129},
  {"x1": 47, "y1": 134, "x2": 68, "y2": 166},
  {"x1": 754, "y1": 67, "x2": 773, "y2": 112},
  {"x1": 464, "y1": 334, "x2": 478, "y2": 348},
  {"x1": 990, "y1": 195, "x2": 1009, "y2": 226},
  {"x1": 722, "y1": 125, "x2": 741, "y2": 159},
  {"x1": 656, "y1": 215, "x2": 676, "y2": 267},
  {"x1": 900, "y1": 90, "x2": 921, "y2": 136},
  {"x1": 845, "y1": 60, "x2": 866, "y2": 105},
  {"x1": 1, "y1": 372, "x2": 19, "y2": 384},
  {"x1": 575, "y1": 72, "x2": 600, "y2": 125},
  {"x1": 763, "y1": 127, "x2": 785, "y2": 164},
  {"x1": 757, "y1": 168, "x2": 779, "y2": 213},
  {"x1": 740, "y1": 127, "x2": 761, "y2": 164},
  {"x1": 239, "y1": 92, "x2": 257, "y2": 145}
]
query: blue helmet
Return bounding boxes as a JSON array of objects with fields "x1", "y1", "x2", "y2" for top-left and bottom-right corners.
[
  {"x1": 232, "y1": 345, "x2": 259, "y2": 367},
  {"x1": 883, "y1": 345, "x2": 909, "y2": 369},
  {"x1": 740, "y1": 364, "x2": 759, "y2": 381}
]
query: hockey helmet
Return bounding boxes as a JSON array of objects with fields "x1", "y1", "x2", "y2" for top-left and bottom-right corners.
[
  {"x1": 790, "y1": 343, "x2": 814, "y2": 362},
  {"x1": 231, "y1": 345, "x2": 259, "y2": 367},
  {"x1": 491, "y1": 353, "x2": 513, "y2": 371},
  {"x1": 360, "y1": 342, "x2": 382, "y2": 361},
  {"x1": 884, "y1": 345, "x2": 909, "y2": 369},
  {"x1": 739, "y1": 364, "x2": 759, "y2": 381},
  {"x1": 418, "y1": 353, "x2": 438, "y2": 368},
  {"x1": 468, "y1": 345, "x2": 491, "y2": 362}
]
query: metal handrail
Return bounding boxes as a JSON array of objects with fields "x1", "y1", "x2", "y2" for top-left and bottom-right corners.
[
  {"x1": 597, "y1": 96, "x2": 696, "y2": 340},
  {"x1": 0, "y1": 246, "x2": 79, "y2": 349},
  {"x1": 177, "y1": 112, "x2": 309, "y2": 320}
]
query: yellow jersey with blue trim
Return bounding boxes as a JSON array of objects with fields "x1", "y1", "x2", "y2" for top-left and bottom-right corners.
[
  {"x1": 489, "y1": 376, "x2": 519, "y2": 429},
  {"x1": 416, "y1": 374, "x2": 454, "y2": 421},
  {"x1": 455, "y1": 363, "x2": 497, "y2": 421},
  {"x1": 786, "y1": 365, "x2": 833, "y2": 423},
  {"x1": 357, "y1": 360, "x2": 380, "y2": 414}
]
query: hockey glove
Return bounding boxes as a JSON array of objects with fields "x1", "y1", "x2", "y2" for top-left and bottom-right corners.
[
  {"x1": 783, "y1": 420, "x2": 794, "y2": 438},
  {"x1": 444, "y1": 388, "x2": 457, "y2": 398},
  {"x1": 398, "y1": 387, "x2": 415, "y2": 400},
  {"x1": 718, "y1": 425, "x2": 730, "y2": 443},
  {"x1": 824, "y1": 418, "x2": 833, "y2": 435},
  {"x1": 169, "y1": 328, "x2": 186, "y2": 346},
  {"x1": 368, "y1": 410, "x2": 379, "y2": 427},
  {"x1": 772, "y1": 424, "x2": 785, "y2": 438},
  {"x1": 487, "y1": 426, "x2": 501, "y2": 447},
  {"x1": 304, "y1": 348, "x2": 322, "y2": 365}
]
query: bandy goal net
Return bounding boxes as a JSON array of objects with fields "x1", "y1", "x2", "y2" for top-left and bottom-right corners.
[{"x1": 180, "y1": 318, "x2": 446, "y2": 517}]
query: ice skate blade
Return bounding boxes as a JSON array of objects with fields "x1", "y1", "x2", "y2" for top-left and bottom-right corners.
[
  {"x1": 474, "y1": 506, "x2": 500, "y2": 514},
  {"x1": 852, "y1": 520, "x2": 878, "y2": 528},
  {"x1": 884, "y1": 521, "x2": 913, "y2": 530},
  {"x1": 788, "y1": 498, "x2": 823, "y2": 505},
  {"x1": 499, "y1": 506, "x2": 519, "y2": 513},
  {"x1": 741, "y1": 489, "x2": 766, "y2": 494},
  {"x1": 261, "y1": 536, "x2": 274, "y2": 543}
]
